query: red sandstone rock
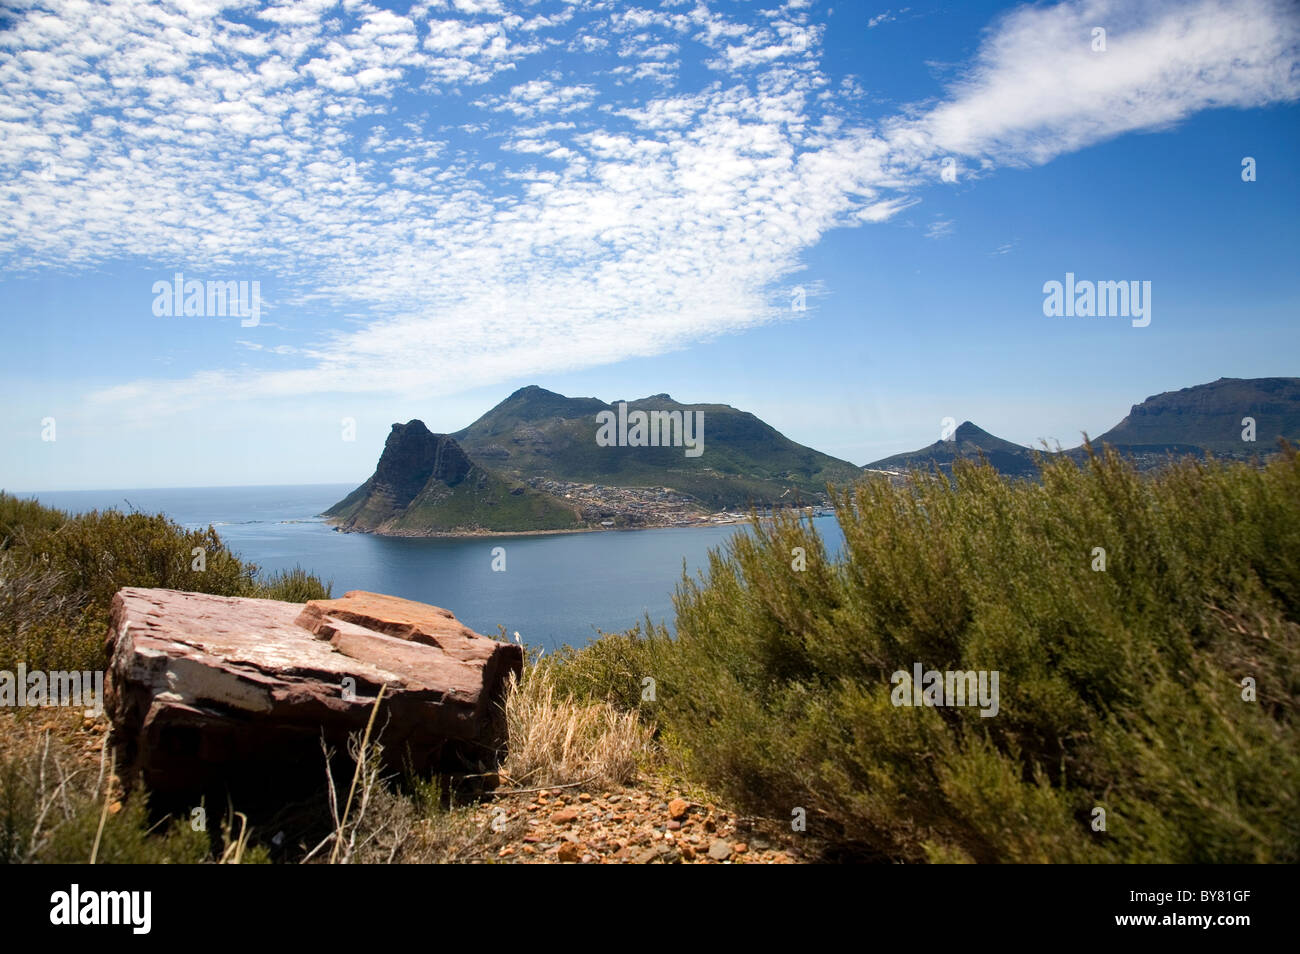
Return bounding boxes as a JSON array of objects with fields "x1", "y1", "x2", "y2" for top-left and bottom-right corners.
[{"x1": 104, "y1": 587, "x2": 521, "y2": 797}]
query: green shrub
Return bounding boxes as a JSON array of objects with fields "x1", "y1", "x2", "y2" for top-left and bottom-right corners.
[
  {"x1": 551, "y1": 447, "x2": 1300, "y2": 862},
  {"x1": 0, "y1": 493, "x2": 67, "y2": 547},
  {"x1": 250, "y1": 565, "x2": 333, "y2": 603},
  {"x1": 0, "y1": 492, "x2": 331, "y2": 672}
]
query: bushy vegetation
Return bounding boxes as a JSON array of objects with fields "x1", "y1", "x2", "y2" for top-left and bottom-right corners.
[
  {"x1": 0, "y1": 492, "x2": 331, "y2": 672},
  {"x1": 0, "y1": 493, "x2": 337, "y2": 862},
  {"x1": 546, "y1": 447, "x2": 1300, "y2": 862}
]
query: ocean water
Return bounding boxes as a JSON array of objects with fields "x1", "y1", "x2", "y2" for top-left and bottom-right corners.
[{"x1": 17, "y1": 484, "x2": 844, "y2": 653}]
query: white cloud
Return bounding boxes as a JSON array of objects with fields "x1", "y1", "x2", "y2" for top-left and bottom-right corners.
[
  {"x1": 925, "y1": 217, "x2": 953, "y2": 239},
  {"x1": 0, "y1": 0, "x2": 1296, "y2": 422},
  {"x1": 868, "y1": 9, "x2": 909, "y2": 29},
  {"x1": 912, "y1": 0, "x2": 1300, "y2": 164}
]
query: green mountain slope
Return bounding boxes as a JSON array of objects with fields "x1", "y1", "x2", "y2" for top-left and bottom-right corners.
[
  {"x1": 452, "y1": 385, "x2": 861, "y2": 508},
  {"x1": 324, "y1": 422, "x2": 582, "y2": 534}
]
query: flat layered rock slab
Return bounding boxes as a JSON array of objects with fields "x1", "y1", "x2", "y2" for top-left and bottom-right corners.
[
  {"x1": 297, "y1": 590, "x2": 496, "y2": 656},
  {"x1": 296, "y1": 590, "x2": 519, "y2": 696},
  {"x1": 105, "y1": 587, "x2": 521, "y2": 798}
]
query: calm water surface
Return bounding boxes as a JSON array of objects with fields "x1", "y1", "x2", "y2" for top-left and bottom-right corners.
[{"x1": 18, "y1": 484, "x2": 845, "y2": 653}]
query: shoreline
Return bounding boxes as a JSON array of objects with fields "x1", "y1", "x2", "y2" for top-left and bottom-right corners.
[{"x1": 323, "y1": 514, "x2": 779, "y2": 539}]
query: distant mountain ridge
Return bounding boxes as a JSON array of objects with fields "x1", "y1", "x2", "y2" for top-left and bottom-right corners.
[
  {"x1": 1091, "y1": 377, "x2": 1300, "y2": 455},
  {"x1": 866, "y1": 421, "x2": 1039, "y2": 478},
  {"x1": 865, "y1": 377, "x2": 1300, "y2": 477}
]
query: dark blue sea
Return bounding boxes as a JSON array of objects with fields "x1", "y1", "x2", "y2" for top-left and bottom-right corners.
[{"x1": 15, "y1": 485, "x2": 844, "y2": 653}]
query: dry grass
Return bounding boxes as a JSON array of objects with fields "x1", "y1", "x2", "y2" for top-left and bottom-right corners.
[
  {"x1": 301, "y1": 728, "x2": 521, "y2": 864},
  {"x1": 501, "y1": 665, "x2": 652, "y2": 790},
  {"x1": 0, "y1": 709, "x2": 215, "y2": 863}
]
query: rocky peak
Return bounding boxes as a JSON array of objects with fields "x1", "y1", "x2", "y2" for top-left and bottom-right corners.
[{"x1": 375, "y1": 422, "x2": 474, "y2": 492}]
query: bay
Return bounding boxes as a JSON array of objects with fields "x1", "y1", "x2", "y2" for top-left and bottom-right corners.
[{"x1": 16, "y1": 484, "x2": 844, "y2": 653}]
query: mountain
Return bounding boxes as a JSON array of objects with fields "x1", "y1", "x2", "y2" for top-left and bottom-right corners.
[
  {"x1": 864, "y1": 422, "x2": 1040, "y2": 478},
  {"x1": 1089, "y1": 377, "x2": 1300, "y2": 456},
  {"x1": 864, "y1": 377, "x2": 1300, "y2": 479},
  {"x1": 324, "y1": 422, "x2": 582, "y2": 534},
  {"x1": 451, "y1": 385, "x2": 862, "y2": 508},
  {"x1": 329, "y1": 378, "x2": 1300, "y2": 532}
]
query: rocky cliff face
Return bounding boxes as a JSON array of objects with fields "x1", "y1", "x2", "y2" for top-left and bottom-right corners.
[
  {"x1": 369, "y1": 421, "x2": 474, "y2": 501},
  {"x1": 1093, "y1": 377, "x2": 1300, "y2": 455},
  {"x1": 324, "y1": 421, "x2": 582, "y2": 534}
]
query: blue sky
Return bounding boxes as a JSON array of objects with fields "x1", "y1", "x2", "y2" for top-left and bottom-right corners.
[{"x1": 2, "y1": 0, "x2": 1298, "y2": 490}]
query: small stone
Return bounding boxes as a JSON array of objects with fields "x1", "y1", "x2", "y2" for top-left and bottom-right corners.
[
  {"x1": 668, "y1": 797, "x2": 689, "y2": 819},
  {"x1": 667, "y1": 819, "x2": 682, "y2": 831},
  {"x1": 733, "y1": 842, "x2": 748, "y2": 854},
  {"x1": 550, "y1": 807, "x2": 580, "y2": 824},
  {"x1": 557, "y1": 841, "x2": 582, "y2": 863},
  {"x1": 578, "y1": 792, "x2": 592, "y2": 802},
  {"x1": 707, "y1": 839, "x2": 731, "y2": 861}
]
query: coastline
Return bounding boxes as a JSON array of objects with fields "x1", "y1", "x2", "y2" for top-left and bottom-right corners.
[{"x1": 323, "y1": 515, "x2": 760, "y2": 539}]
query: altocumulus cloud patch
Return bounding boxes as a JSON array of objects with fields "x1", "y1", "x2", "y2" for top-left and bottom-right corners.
[{"x1": 0, "y1": 0, "x2": 1296, "y2": 414}]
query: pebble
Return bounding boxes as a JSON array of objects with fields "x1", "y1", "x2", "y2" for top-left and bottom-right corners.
[{"x1": 557, "y1": 842, "x2": 581, "y2": 863}]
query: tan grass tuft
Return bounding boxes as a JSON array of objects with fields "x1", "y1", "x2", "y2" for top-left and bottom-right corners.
[{"x1": 502, "y1": 666, "x2": 652, "y2": 789}]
